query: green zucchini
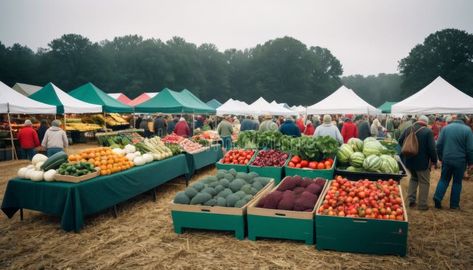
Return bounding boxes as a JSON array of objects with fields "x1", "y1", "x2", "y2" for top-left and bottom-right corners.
[{"x1": 41, "y1": 151, "x2": 68, "y2": 171}]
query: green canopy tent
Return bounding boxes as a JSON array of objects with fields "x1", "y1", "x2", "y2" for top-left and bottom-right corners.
[
  {"x1": 378, "y1": 101, "x2": 397, "y2": 114},
  {"x1": 206, "y1": 98, "x2": 222, "y2": 109},
  {"x1": 69, "y1": 83, "x2": 133, "y2": 113},
  {"x1": 179, "y1": 89, "x2": 216, "y2": 114},
  {"x1": 29, "y1": 82, "x2": 102, "y2": 114},
  {"x1": 135, "y1": 88, "x2": 215, "y2": 114}
]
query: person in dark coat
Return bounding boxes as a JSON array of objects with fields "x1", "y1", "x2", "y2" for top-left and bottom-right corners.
[
  {"x1": 135, "y1": 114, "x2": 144, "y2": 129},
  {"x1": 153, "y1": 114, "x2": 167, "y2": 137},
  {"x1": 167, "y1": 116, "x2": 178, "y2": 134},
  {"x1": 37, "y1": 119, "x2": 49, "y2": 144},
  {"x1": 433, "y1": 114, "x2": 473, "y2": 209},
  {"x1": 195, "y1": 116, "x2": 204, "y2": 129},
  {"x1": 240, "y1": 116, "x2": 258, "y2": 131},
  {"x1": 140, "y1": 118, "x2": 152, "y2": 138},
  {"x1": 356, "y1": 115, "x2": 371, "y2": 140},
  {"x1": 279, "y1": 117, "x2": 301, "y2": 137},
  {"x1": 399, "y1": 115, "x2": 438, "y2": 210}
]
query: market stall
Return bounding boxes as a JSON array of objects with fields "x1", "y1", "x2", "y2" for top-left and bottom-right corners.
[
  {"x1": 391, "y1": 76, "x2": 473, "y2": 114},
  {"x1": 247, "y1": 97, "x2": 297, "y2": 116},
  {"x1": 206, "y1": 98, "x2": 222, "y2": 109},
  {"x1": 0, "y1": 81, "x2": 56, "y2": 159},
  {"x1": 69, "y1": 83, "x2": 133, "y2": 113},
  {"x1": 1, "y1": 154, "x2": 190, "y2": 232},
  {"x1": 306, "y1": 85, "x2": 380, "y2": 115},
  {"x1": 185, "y1": 144, "x2": 223, "y2": 175},
  {"x1": 216, "y1": 98, "x2": 252, "y2": 116}
]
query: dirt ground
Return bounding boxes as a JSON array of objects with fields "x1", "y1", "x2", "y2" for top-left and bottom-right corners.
[{"x1": 0, "y1": 143, "x2": 472, "y2": 269}]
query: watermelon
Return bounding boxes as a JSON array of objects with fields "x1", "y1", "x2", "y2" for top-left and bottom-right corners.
[
  {"x1": 346, "y1": 166, "x2": 363, "y2": 172},
  {"x1": 362, "y1": 140, "x2": 384, "y2": 157},
  {"x1": 337, "y1": 144, "x2": 354, "y2": 164},
  {"x1": 379, "y1": 155, "x2": 399, "y2": 173},
  {"x1": 362, "y1": 155, "x2": 382, "y2": 172},
  {"x1": 363, "y1": 137, "x2": 377, "y2": 143},
  {"x1": 347, "y1": 138, "x2": 363, "y2": 152},
  {"x1": 349, "y1": 152, "x2": 365, "y2": 167}
]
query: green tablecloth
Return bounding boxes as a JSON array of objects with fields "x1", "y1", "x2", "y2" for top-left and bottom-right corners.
[
  {"x1": 185, "y1": 144, "x2": 223, "y2": 175},
  {"x1": 1, "y1": 154, "x2": 189, "y2": 232}
]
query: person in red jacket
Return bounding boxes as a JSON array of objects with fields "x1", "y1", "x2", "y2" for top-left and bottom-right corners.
[
  {"x1": 17, "y1": 119, "x2": 40, "y2": 160},
  {"x1": 341, "y1": 117, "x2": 358, "y2": 143},
  {"x1": 296, "y1": 117, "x2": 305, "y2": 132},
  {"x1": 174, "y1": 117, "x2": 191, "y2": 138},
  {"x1": 303, "y1": 120, "x2": 315, "y2": 135}
]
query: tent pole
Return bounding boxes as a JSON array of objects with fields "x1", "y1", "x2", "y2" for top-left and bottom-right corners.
[{"x1": 7, "y1": 110, "x2": 18, "y2": 160}]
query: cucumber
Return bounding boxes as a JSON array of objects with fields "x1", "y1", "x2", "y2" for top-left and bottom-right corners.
[{"x1": 41, "y1": 151, "x2": 68, "y2": 171}]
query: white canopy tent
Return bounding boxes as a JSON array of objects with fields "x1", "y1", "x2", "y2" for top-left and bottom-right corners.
[
  {"x1": 248, "y1": 97, "x2": 297, "y2": 116},
  {"x1": 216, "y1": 98, "x2": 252, "y2": 116},
  {"x1": 0, "y1": 81, "x2": 56, "y2": 160},
  {"x1": 290, "y1": 105, "x2": 307, "y2": 114},
  {"x1": 306, "y1": 85, "x2": 380, "y2": 115},
  {"x1": 391, "y1": 77, "x2": 473, "y2": 114}
]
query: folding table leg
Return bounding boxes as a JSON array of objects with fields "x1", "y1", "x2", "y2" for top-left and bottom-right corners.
[
  {"x1": 153, "y1": 188, "x2": 157, "y2": 202},
  {"x1": 112, "y1": 205, "x2": 118, "y2": 218}
]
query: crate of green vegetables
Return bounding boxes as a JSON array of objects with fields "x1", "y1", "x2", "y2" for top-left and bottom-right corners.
[
  {"x1": 248, "y1": 150, "x2": 290, "y2": 184},
  {"x1": 171, "y1": 169, "x2": 273, "y2": 239},
  {"x1": 247, "y1": 175, "x2": 327, "y2": 245},
  {"x1": 54, "y1": 162, "x2": 100, "y2": 183}
]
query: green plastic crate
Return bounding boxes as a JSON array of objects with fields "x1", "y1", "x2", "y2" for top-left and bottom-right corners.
[
  {"x1": 284, "y1": 157, "x2": 336, "y2": 179},
  {"x1": 248, "y1": 151, "x2": 290, "y2": 184},
  {"x1": 315, "y1": 181, "x2": 408, "y2": 256},
  {"x1": 215, "y1": 150, "x2": 257, "y2": 173},
  {"x1": 246, "y1": 177, "x2": 328, "y2": 245},
  {"x1": 171, "y1": 181, "x2": 274, "y2": 239}
]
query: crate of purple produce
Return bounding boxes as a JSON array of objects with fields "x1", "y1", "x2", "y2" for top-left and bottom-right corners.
[{"x1": 248, "y1": 150, "x2": 290, "y2": 184}]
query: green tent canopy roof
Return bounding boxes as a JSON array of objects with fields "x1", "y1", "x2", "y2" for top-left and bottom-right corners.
[
  {"x1": 378, "y1": 101, "x2": 398, "y2": 113},
  {"x1": 206, "y1": 98, "x2": 222, "y2": 109},
  {"x1": 135, "y1": 88, "x2": 215, "y2": 113},
  {"x1": 29, "y1": 82, "x2": 102, "y2": 114},
  {"x1": 179, "y1": 89, "x2": 216, "y2": 113},
  {"x1": 69, "y1": 83, "x2": 133, "y2": 113}
]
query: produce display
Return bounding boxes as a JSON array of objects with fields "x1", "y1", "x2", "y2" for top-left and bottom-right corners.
[
  {"x1": 337, "y1": 137, "x2": 400, "y2": 174},
  {"x1": 97, "y1": 132, "x2": 143, "y2": 147},
  {"x1": 68, "y1": 147, "x2": 134, "y2": 175},
  {"x1": 179, "y1": 139, "x2": 207, "y2": 154},
  {"x1": 317, "y1": 177, "x2": 405, "y2": 220},
  {"x1": 237, "y1": 131, "x2": 338, "y2": 163},
  {"x1": 138, "y1": 137, "x2": 173, "y2": 160},
  {"x1": 17, "y1": 153, "x2": 58, "y2": 181},
  {"x1": 220, "y1": 149, "x2": 255, "y2": 165},
  {"x1": 162, "y1": 134, "x2": 184, "y2": 144},
  {"x1": 91, "y1": 113, "x2": 129, "y2": 126},
  {"x1": 256, "y1": 176, "x2": 326, "y2": 211},
  {"x1": 287, "y1": 155, "x2": 334, "y2": 170},
  {"x1": 250, "y1": 150, "x2": 289, "y2": 167},
  {"x1": 167, "y1": 144, "x2": 183, "y2": 156},
  {"x1": 192, "y1": 130, "x2": 220, "y2": 145},
  {"x1": 56, "y1": 162, "x2": 96, "y2": 176},
  {"x1": 173, "y1": 169, "x2": 271, "y2": 207},
  {"x1": 65, "y1": 118, "x2": 102, "y2": 132}
]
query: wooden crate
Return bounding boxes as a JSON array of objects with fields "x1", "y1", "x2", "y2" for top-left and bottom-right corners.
[
  {"x1": 170, "y1": 180, "x2": 274, "y2": 240},
  {"x1": 246, "y1": 178, "x2": 328, "y2": 245},
  {"x1": 54, "y1": 169, "x2": 100, "y2": 183}
]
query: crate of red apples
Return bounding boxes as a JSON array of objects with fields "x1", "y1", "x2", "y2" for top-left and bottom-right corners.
[
  {"x1": 216, "y1": 149, "x2": 256, "y2": 172},
  {"x1": 285, "y1": 155, "x2": 336, "y2": 179},
  {"x1": 248, "y1": 150, "x2": 290, "y2": 183},
  {"x1": 247, "y1": 175, "x2": 327, "y2": 244},
  {"x1": 315, "y1": 176, "x2": 408, "y2": 256}
]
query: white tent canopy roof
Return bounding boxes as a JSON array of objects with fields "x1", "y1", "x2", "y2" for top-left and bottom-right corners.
[
  {"x1": 216, "y1": 98, "x2": 251, "y2": 116},
  {"x1": 146, "y1": 92, "x2": 158, "y2": 98},
  {"x1": 107, "y1": 93, "x2": 122, "y2": 99},
  {"x1": 51, "y1": 83, "x2": 102, "y2": 113},
  {"x1": 307, "y1": 85, "x2": 380, "y2": 114},
  {"x1": 391, "y1": 77, "x2": 473, "y2": 114},
  {"x1": 248, "y1": 97, "x2": 296, "y2": 116},
  {"x1": 12, "y1": 82, "x2": 42, "y2": 96},
  {"x1": 0, "y1": 81, "x2": 56, "y2": 114}
]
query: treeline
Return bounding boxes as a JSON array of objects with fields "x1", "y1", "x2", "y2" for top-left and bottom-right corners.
[{"x1": 0, "y1": 29, "x2": 472, "y2": 107}]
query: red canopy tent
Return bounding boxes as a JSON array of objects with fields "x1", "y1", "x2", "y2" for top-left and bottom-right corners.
[
  {"x1": 108, "y1": 93, "x2": 133, "y2": 105},
  {"x1": 128, "y1": 93, "x2": 152, "y2": 106}
]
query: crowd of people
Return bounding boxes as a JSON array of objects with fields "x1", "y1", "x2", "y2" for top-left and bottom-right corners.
[{"x1": 15, "y1": 112, "x2": 473, "y2": 210}]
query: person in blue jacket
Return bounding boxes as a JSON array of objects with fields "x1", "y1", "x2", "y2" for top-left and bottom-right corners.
[
  {"x1": 279, "y1": 117, "x2": 301, "y2": 137},
  {"x1": 433, "y1": 114, "x2": 473, "y2": 209}
]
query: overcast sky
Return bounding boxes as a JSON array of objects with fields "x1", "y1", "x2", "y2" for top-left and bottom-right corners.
[{"x1": 0, "y1": 0, "x2": 472, "y2": 75}]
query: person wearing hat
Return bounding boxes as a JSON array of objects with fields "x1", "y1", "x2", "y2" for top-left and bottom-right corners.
[
  {"x1": 42, "y1": 120, "x2": 68, "y2": 157},
  {"x1": 399, "y1": 115, "x2": 438, "y2": 210},
  {"x1": 17, "y1": 119, "x2": 40, "y2": 160},
  {"x1": 433, "y1": 114, "x2": 473, "y2": 210},
  {"x1": 314, "y1": 115, "x2": 343, "y2": 144},
  {"x1": 279, "y1": 116, "x2": 301, "y2": 137},
  {"x1": 341, "y1": 116, "x2": 358, "y2": 143},
  {"x1": 174, "y1": 117, "x2": 191, "y2": 138},
  {"x1": 217, "y1": 116, "x2": 234, "y2": 150},
  {"x1": 259, "y1": 114, "x2": 278, "y2": 132}
]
